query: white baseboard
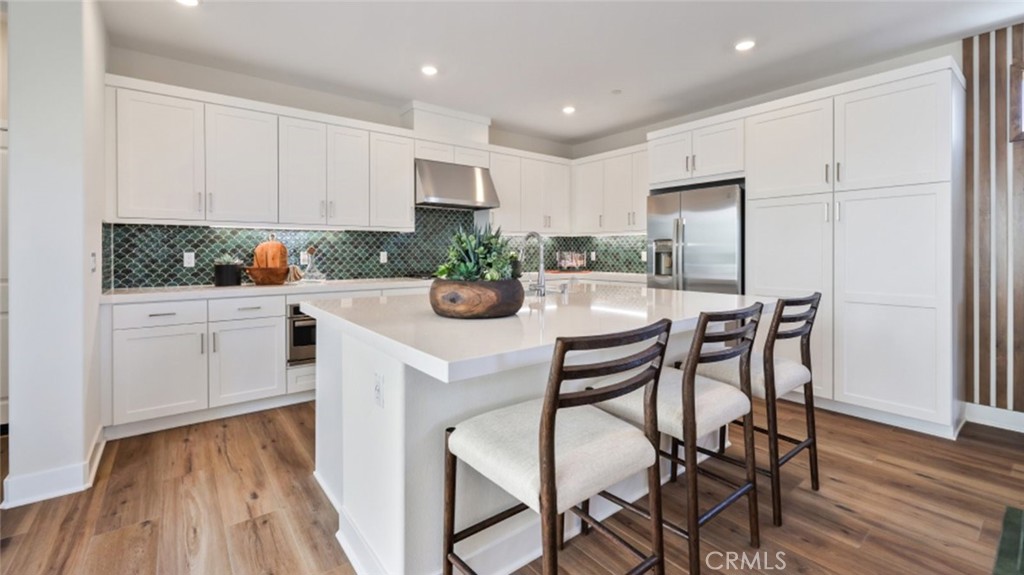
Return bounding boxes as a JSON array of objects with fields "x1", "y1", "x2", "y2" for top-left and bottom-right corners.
[
  {"x1": 337, "y1": 506, "x2": 390, "y2": 575},
  {"x1": 2, "y1": 424, "x2": 106, "y2": 509},
  {"x1": 103, "y1": 391, "x2": 314, "y2": 440},
  {"x1": 784, "y1": 394, "x2": 961, "y2": 440},
  {"x1": 964, "y1": 403, "x2": 1024, "y2": 434}
]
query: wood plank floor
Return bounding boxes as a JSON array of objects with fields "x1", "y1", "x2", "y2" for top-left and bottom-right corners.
[{"x1": 1, "y1": 400, "x2": 1022, "y2": 575}]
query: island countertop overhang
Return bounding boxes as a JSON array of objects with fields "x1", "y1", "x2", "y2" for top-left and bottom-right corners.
[{"x1": 301, "y1": 283, "x2": 774, "y2": 383}]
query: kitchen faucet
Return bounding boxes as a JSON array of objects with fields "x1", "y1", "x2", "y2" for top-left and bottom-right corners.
[{"x1": 520, "y1": 231, "x2": 546, "y2": 296}]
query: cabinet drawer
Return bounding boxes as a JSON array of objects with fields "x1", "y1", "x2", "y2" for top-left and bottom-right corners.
[
  {"x1": 208, "y1": 295, "x2": 285, "y2": 322},
  {"x1": 113, "y1": 300, "x2": 207, "y2": 330}
]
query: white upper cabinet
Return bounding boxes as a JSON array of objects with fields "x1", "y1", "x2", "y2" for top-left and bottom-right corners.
[
  {"x1": 691, "y1": 119, "x2": 744, "y2": 178},
  {"x1": 745, "y1": 100, "x2": 834, "y2": 200},
  {"x1": 745, "y1": 193, "x2": 835, "y2": 399},
  {"x1": 370, "y1": 133, "x2": 415, "y2": 230},
  {"x1": 544, "y1": 162, "x2": 572, "y2": 235},
  {"x1": 834, "y1": 72, "x2": 951, "y2": 191},
  {"x1": 520, "y1": 158, "x2": 546, "y2": 232},
  {"x1": 279, "y1": 117, "x2": 327, "y2": 226},
  {"x1": 414, "y1": 140, "x2": 454, "y2": 163},
  {"x1": 205, "y1": 104, "x2": 279, "y2": 223},
  {"x1": 454, "y1": 146, "x2": 489, "y2": 168},
  {"x1": 488, "y1": 152, "x2": 522, "y2": 232},
  {"x1": 572, "y1": 161, "x2": 604, "y2": 234},
  {"x1": 648, "y1": 132, "x2": 692, "y2": 185},
  {"x1": 116, "y1": 89, "x2": 205, "y2": 220},
  {"x1": 630, "y1": 151, "x2": 649, "y2": 231},
  {"x1": 602, "y1": 154, "x2": 633, "y2": 232},
  {"x1": 327, "y1": 125, "x2": 370, "y2": 227}
]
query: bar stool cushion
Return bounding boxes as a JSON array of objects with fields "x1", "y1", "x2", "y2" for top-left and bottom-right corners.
[
  {"x1": 448, "y1": 399, "x2": 656, "y2": 514},
  {"x1": 697, "y1": 353, "x2": 811, "y2": 399},
  {"x1": 597, "y1": 367, "x2": 751, "y2": 441}
]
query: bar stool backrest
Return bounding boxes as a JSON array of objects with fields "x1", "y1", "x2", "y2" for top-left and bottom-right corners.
[{"x1": 763, "y1": 293, "x2": 823, "y2": 370}]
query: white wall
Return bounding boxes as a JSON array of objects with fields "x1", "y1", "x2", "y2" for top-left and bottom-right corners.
[
  {"x1": 571, "y1": 41, "x2": 964, "y2": 158},
  {"x1": 5, "y1": 0, "x2": 107, "y2": 506},
  {"x1": 107, "y1": 46, "x2": 572, "y2": 157}
]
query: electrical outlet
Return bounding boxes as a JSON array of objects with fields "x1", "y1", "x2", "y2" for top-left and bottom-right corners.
[
  {"x1": 300, "y1": 251, "x2": 310, "y2": 265},
  {"x1": 183, "y1": 251, "x2": 196, "y2": 268},
  {"x1": 590, "y1": 251, "x2": 597, "y2": 262},
  {"x1": 379, "y1": 251, "x2": 388, "y2": 264},
  {"x1": 373, "y1": 373, "x2": 384, "y2": 408},
  {"x1": 640, "y1": 250, "x2": 648, "y2": 262}
]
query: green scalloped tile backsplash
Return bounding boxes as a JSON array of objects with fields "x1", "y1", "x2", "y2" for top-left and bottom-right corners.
[{"x1": 102, "y1": 208, "x2": 646, "y2": 289}]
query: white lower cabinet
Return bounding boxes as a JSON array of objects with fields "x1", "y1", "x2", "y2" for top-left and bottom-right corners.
[
  {"x1": 113, "y1": 323, "x2": 209, "y2": 424},
  {"x1": 208, "y1": 317, "x2": 286, "y2": 408}
]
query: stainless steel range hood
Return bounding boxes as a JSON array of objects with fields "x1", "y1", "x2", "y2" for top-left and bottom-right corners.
[{"x1": 414, "y1": 159, "x2": 500, "y2": 210}]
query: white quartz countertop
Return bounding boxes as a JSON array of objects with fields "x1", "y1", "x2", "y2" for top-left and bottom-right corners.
[
  {"x1": 98, "y1": 272, "x2": 644, "y2": 304},
  {"x1": 302, "y1": 282, "x2": 772, "y2": 383}
]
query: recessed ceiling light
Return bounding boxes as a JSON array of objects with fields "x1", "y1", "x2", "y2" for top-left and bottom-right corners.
[
  {"x1": 176, "y1": 0, "x2": 199, "y2": 6},
  {"x1": 421, "y1": 65, "x2": 438, "y2": 77},
  {"x1": 735, "y1": 40, "x2": 756, "y2": 52},
  {"x1": 562, "y1": 106, "x2": 576, "y2": 115}
]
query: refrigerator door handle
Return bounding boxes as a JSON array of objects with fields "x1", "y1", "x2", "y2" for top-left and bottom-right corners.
[{"x1": 674, "y1": 217, "x2": 686, "y2": 290}]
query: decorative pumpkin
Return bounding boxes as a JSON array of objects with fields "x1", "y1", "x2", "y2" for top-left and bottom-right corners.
[{"x1": 253, "y1": 234, "x2": 288, "y2": 268}]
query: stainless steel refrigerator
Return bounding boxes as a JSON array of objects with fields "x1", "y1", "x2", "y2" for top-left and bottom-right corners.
[{"x1": 646, "y1": 183, "x2": 743, "y2": 294}]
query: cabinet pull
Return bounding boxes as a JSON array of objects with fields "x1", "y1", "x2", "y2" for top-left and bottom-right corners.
[
  {"x1": 836, "y1": 162, "x2": 841, "y2": 182},
  {"x1": 692, "y1": 154, "x2": 697, "y2": 171},
  {"x1": 835, "y1": 201, "x2": 841, "y2": 222},
  {"x1": 685, "y1": 155, "x2": 689, "y2": 172},
  {"x1": 197, "y1": 192, "x2": 203, "y2": 212},
  {"x1": 208, "y1": 193, "x2": 214, "y2": 212},
  {"x1": 237, "y1": 306, "x2": 262, "y2": 311},
  {"x1": 599, "y1": 214, "x2": 603, "y2": 227},
  {"x1": 200, "y1": 333, "x2": 205, "y2": 355},
  {"x1": 320, "y1": 200, "x2": 326, "y2": 218},
  {"x1": 212, "y1": 332, "x2": 219, "y2": 353},
  {"x1": 148, "y1": 312, "x2": 177, "y2": 318},
  {"x1": 824, "y1": 203, "x2": 829, "y2": 223},
  {"x1": 329, "y1": 201, "x2": 336, "y2": 218},
  {"x1": 825, "y1": 163, "x2": 829, "y2": 184}
]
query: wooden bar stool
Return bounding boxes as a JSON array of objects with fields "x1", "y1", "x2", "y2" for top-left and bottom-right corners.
[
  {"x1": 594, "y1": 303, "x2": 764, "y2": 575},
  {"x1": 442, "y1": 319, "x2": 673, "y2": 575},
  {"x1": 696, "y1": 293, "x2": 822, "y2": 526}
]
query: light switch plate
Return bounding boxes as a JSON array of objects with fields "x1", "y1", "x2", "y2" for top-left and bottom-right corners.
[
  {"x1": 379, "y1": 251, "x2": 388, "y2": 264},
  {"x1": 590, "y1": 251, "x2": 597, "y2": 262},
  {"x1": 640, "y1": 250, "x2": 648, "y2": 262},
  {"x1": 183, "y1": 252, "x2": 196, "y2": 268},
  {"x1": 300, "y1": 251, "x2": 310, "y2": 265}
]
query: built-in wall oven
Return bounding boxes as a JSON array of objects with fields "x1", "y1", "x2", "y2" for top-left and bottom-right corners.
[{"x1": 287, "y1": 304, "x2": 316, "y2": 365}]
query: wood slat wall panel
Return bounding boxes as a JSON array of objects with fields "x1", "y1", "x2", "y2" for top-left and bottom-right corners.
[{"x1": 965, "y1": 22, "x2": 1024, "y2": 413}]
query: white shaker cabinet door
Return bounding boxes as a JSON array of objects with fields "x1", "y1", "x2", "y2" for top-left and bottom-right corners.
[
  {"x1": 113, "y1": 324, "x2": 209, "y2": 424},
  {"x1": 369, "y1": 133, "x2": 415, "y2": 230},
  {"x1": 520, "y1": 158, "x2": 546, "y2": 232},
  {"x1": 745, "y1": 193, "x2": 834, "y2": 399},
  {"x1": 279, "y1": 117, "x2": 327, "y2": 226},
  {"x1": 691, "y1": 119, "x2": 744, "y2": 179},
  {"x1": 208, "y1": 317, "x2": 286, "y2": 408},
  {"x1": 544, "y1": 162, "x2": 572, "y2": 235},
  {"x1": 205, "y1": 104, "x2": 279, "y2": 223},
  {"x1": 833, "y1": 184, "x2": 948, "y2": 422},
  {"x1": 833, "y1": 72, "x2": 951, "y2": 192},
  {"x1": 116, "y1": 89, "x2": 206, "y2": 221},
  {"x1": 745, "y1": 99, "x2": 834, "y2": 200},
  {"x1": 603, "y1": 154, "x2": 633, "y2": 233},
  {"x1": 572, "y1": 160, "x2": 604, "y2": 235},
  {"x1": 488, "y1": 152, "x2": 522, "y2": 232},
  {"x1": 630, "y1": 151, "x2": 649, "y2": 232},
  {"x1": 327, "y1": 125, "x2": 370, "y2": 227},
  {"x1": 648, "y1": 132, "x2": 692, "y2": 186}
]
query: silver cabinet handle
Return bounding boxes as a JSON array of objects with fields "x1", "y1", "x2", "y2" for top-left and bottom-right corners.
[
  {"x1": 329, "y1": 201, "x2": 336, "y2": 218},
  {"x1": 90, "y1": 252, "x2": 97, "y2": 273},
  {"x1": 320, "y1": 200, "x2": 326, "y2": 218},
  {"x1": 599, "y1": 214, "x2": 603, "y2": 227},
  {"x1": 835, "y1": 201, "x2": 841, "y2": 222},
  {"x1": 825, "y1": 164, "x2": 829, "y2": 184},
  {"x1": 212, "y1": 332, "x2": 219, "y2": 353},
  {"x1": 200, "y1": 333, "x2": 205, "y2": 355},
  {"x1": 685, "y1": 155, "x2": 689, "y2": 172},
  {"x1": 197, "y1": 192, "x2": 203, "y2": 212},
  {"x1": 824, "y1": 203, "x2": 829, "y2": 223},
  {"x1": 237, "y1": 306, "x2": 262, "y2": 311},
  {"x1": 208, "y1": 193, "x2": 214, "y2": 212},
  {"x1": 836, "y1": 162, "x2": 841, "y2": 182},
  {"x1": 148, "y1": 312, "x2": 177, "y2": 318},
  {"x1": 692, "y1": 155, "x2": 696, "y2": 172}
]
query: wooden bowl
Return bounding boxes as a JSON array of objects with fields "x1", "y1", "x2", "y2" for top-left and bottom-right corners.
[
  {"x1": 429, "y1": 278, "x2": 525, "y2": 319},
  {"x1": 245, "y1": 266, "x2": 290, "y2": 286}
]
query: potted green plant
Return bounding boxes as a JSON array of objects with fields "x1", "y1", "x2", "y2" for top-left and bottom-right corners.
[
  {"x1": 213, "y1": 254, "x2": 243, "y2": 287},
  {"x1": 430, "y1": 226, "x2": 524, "y2": 319}
]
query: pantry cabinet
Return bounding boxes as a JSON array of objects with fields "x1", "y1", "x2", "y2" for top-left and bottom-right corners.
[
  {"x1": 208, "y1": 316, "x2": 287, "y2": 408},
  {"x1": 116, "y1": 89, "x2": 206, "y2": 221},
  {"x1": 745, "y1": 99, "x2": 834, "y2": 200},
  {"x1": 205, "y1": 104, "x2": 279, "y2": 223},
  {"x1": 113, "y1": 323, "x2": 209, "y2": 424},
  {"x1": 745, "y1": 193, "x2": 835, "y2": 399},
  {"x1": 279, "y1": 117, "x2": 328, "y2": 225},
  {"x1": 488, "y1": 152, "x2": 522, "y2": 232},
  {"x1": 369, "y1": 133, "x2": 415, "y2": 230}
]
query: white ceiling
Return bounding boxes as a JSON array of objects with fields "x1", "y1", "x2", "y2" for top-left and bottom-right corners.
[{"x1": 100, "y1": 1, "x2": 1024, "y2": 145}]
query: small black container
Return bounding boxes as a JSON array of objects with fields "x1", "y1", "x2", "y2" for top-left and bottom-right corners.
[{"x1": 214, "y1": 264, "x2": 242, "y2": 287}]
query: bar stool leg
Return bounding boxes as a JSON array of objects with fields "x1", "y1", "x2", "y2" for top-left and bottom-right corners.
[
  {"x1": 684, "y1": 435, "x2": 701, "y2": 575},
  {"x1": 647, "y1": 459, "x2": 665, "y2": 575},
  {"x1": 804, "y1": 382, "x2": 821, "y2": 491},
  {"x1": 540, "y1": 501, "x2": 559, "y2": 575},
  {"x1": 557, "y1": 513, "x2": 565, "y2": 550},
  {"x1": 742, "y1": 410, "x2": 761, "y2": 547},
  {"x1": 717, "y1": 425, "x2": 727, "y2": 455},
  {"x1": 670, "y1": 437, "x2": 680, "y2": 482},
  {"x1": 581, "y1": 500, "x2": 591, "y2": 535},
  {"x1": 765, "y1": 389, "x2": 783, "y2": 527},
  {"x1": 443, "y1": 429, "x2": 457, "y2": 575}
]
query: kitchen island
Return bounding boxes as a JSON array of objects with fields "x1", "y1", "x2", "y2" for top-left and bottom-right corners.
[{"x1": 302, "y1": 282, "x2": 772, "y2": 575}]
